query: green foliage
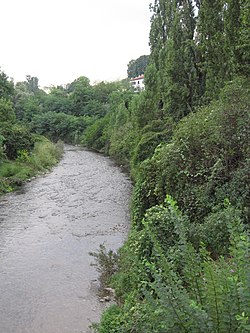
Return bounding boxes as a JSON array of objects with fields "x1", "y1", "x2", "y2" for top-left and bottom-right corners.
[
  {"x1": 97, "y1": 197, "x2": 250, "y2": 333},
  {"x1": 148, "y1": 0, "x2": 249, "y2": 119},
  {"x1": 16, "y1": 149, "x2": 32, "y2": 163},
  {"x1": 89, "y1": 244, "x2": 119, "y2": 290},
  {"x1": 0, "y1": 69, "x2": 14, "y2": 99},
  {"x1": 0, "y1": 124, "x2": 35, "y2": 160},
  {"x1": 93, "y1": 77, "x2": 250, "y2": 332},
  {"x1": 31, "y1": 111, "x2": 94, "y2": 143},
  {"x1": 0, "y1": 98, "x2": 16, "y2": 123},
  {"x1": 0, "y1": 177, "x2": 12, "y2": 194},
  {"x1": 1, "y1": 2, "x2": 249, "y2": 329},
  {"x1": 15, "y1": 95, "x2": 42, "y2": 122},
  {"x1": 25, "y1": 75, "x2": 39, "y2": 94},
  {"x1": 108, "y1": 105, "x2": 137, "y2": 166},
  {"x1": 14, "y1": 76, "x2": 46, "y2": 121},
  {"x1": 82, "y1": 115, "x2": 110, "y2": 152},
  {"x1": 67, "y1": 76, "x2": 93, "y2": 115},
  {"x1": 82, "y1": 89, "x2": 137, "y2": 165},
  {"x1": 40, "y1": 89, "x2": 73, "y2": 115},
  {"x1": 96, "y1": 305, "x2": 123, "y2": 333},
  {"x1": 131, "y1": 118, "x2": 174, "y2": 170},
  {"x1": 30, "y1": 138, "x2": 64, "y2": 170},
  {"x1": 232, "y1": 0, "x2": 250, "y2": 76},
  {"x1": 193, "y1": 204, "x2": 243, "y2": 258},
  {"x1": 129, "y1": 85, "x2": 160, "y2": 130},
  {"x1": 83, "y1": 99, "x2": 107, "y2": 117},
  {"x1": 0, "y1": 137, "x2": 63, "y2": 195},
  {"x1": 93, "y1": 80, "x2": 127, "y2": 104},
  {"x1": 196, "y1": 0, "x2": 230, "y2": 101},
  {"x1": 149, "y1": 0, "x2": 200, "y2": 120},
  {"x1": 132, "y1": 77, "x2": 250, "y2": 225},
  {"x1": 0, "y1": 135, "x2": 5, "y2": 162},
  {"x1": 127, "y1": 55, "x2": 149, "y2": 78}
]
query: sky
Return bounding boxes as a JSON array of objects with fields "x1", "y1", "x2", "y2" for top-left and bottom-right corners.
[{"x1": 0, "y1": 0, "x2": 152, "y2": 88}]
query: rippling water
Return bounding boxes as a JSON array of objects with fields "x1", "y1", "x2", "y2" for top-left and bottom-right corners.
[{"x1": 0, "y1": 146, "x2": 132, "y2": 333}]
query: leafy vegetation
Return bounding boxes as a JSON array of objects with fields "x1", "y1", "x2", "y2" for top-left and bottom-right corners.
[
  {"x1": 0, "y1": 0, "x2": 249, "y2": 330},
  {"x1": 0, "y1": 137, "x2": 63, "y2": 193},
  {"x1": 0, "y1": 68, "x2": 65, "y2": 194},
  {"x1": 90, "y1": 244, "x2": 119, "y2": 291},
  {"x1": 127, "y1": 55, "x2": 149, "y2": 78},
  {"x1": 82, "y1": 1, "x2": 249, "y2": 332},
  {"x1": 0, "y1": 68, "x2": 129, "y2": 194}
]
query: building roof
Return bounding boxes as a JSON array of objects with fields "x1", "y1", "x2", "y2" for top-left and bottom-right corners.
[{"x1": 130, "y1": 74, "x2": 144, "y2": 82}]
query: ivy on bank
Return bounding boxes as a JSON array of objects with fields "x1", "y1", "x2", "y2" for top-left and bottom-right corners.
[{"x1": 96, "y1": 198, "x2": 250, "y2": 333}]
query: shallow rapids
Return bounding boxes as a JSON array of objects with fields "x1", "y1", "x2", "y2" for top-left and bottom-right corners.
[{"x1": 0, "y1": 146, "x2": 132, "y2": 333}]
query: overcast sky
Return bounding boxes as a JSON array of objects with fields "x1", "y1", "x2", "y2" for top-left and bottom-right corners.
[{"x1": 0, "y1": 0, "x2": 151, "y2": 87}]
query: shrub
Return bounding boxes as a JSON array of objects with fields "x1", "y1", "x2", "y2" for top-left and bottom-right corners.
[
  {"x1": 0, "y1": 136, "x2": 64, "y2": 195},
  {"x1": 1, "y1": 124, "x2": 34, "y2": 159},
  {"x1": 30, "y1": 138, "x2": 63, "y2": 170},
  {"x1": 31, "y1": 112, "x2": 94, "y2": 143},
  {"x1": 192, "y1": 204, "x2": 243, "y2": 257},
  {"x1": 89, "y1": 244, "x2": 119, "y2": 290},
  {"x1": 82, "y1": 116, "x2": 110, "y2": 152},
  {"x1": 97, "y1": 198, "x2": 250, "y2": 333},
  {"x1": 131, "y1": 77, "x2": 250, "y2": 225},
  {"x1": 0, "y1": 134, "x2": 5, "y2": 162}
]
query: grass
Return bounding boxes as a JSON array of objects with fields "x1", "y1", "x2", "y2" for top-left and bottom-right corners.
[{"x1": 0, "y1": 137, "x2": 64, "y2": 194}]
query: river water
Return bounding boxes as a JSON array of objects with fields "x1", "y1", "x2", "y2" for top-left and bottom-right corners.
[{"x1": 0, "y1": 146, "x2": 132, "y2": 333}]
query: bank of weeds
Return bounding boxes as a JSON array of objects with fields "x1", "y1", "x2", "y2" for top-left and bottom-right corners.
[
  {"x1": 88, "y1": 78, "x2": 250, "y2": 333},
  {"x1": 0, "y1": 136, "x2": 64, "y2": 194}
]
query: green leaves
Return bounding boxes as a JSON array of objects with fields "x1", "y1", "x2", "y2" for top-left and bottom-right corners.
[
  {"x1": 127, "y1": 55, "x2": 149, "y2": 79},
  {"x1": 0, "y1": 124, "x2": 34, "y2": 160},
  {"x1": 97, "y1": 193, "x2": 250, "y2": 333},
  {"x1": 0, "y1": 98, "x2": 16, "y2": 123},
  {"x1": 0, "y1": 69, "x2": 14, "y2": 100}
]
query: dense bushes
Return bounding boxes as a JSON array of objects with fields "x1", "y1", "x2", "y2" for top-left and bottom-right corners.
[
  {"x1": 95, "y1": 198, "x2": 250, "y2": 333},
  {"x1": 133, "y1": 78, "x2": 250, "y2": 225},
  {"x1": 90, "y1": 77, "x2": 250, "y2": 332},
  {"x1": 31, "y1": 112, "x2": 95, "y2": 143},
  {"x1": 0, "y1": 136, "x2": 64, "y2": 194},
  {"x1": 0, "y1": 135, "x2": 5, "y2": 162},
  {"x1": 83, "y1": 115, "x2": 111, "y2": 152},
  {"x1": 131, "y1": 122, "x2": 173, "y2": 169},
  {"x1": 1, "y1": 124, "x2": 35, "y2": 160}
]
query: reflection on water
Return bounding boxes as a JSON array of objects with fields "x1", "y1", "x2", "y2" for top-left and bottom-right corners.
[{"x1": 0, "y1": 146, "x2": 131, "y2": 333}]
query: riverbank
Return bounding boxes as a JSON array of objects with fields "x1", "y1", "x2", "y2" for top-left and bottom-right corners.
[{"x1": 0, "y1": 137, "x2": 64, "y2": 195}]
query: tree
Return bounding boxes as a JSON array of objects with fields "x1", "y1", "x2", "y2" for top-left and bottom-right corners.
[
  {"x1": 15, "y1": 96, "x2": 42, "y2": 122},
  {"x1": 149, "y1": 0, "x2": 198, "y2": 120},
  {"x1": 196, "y1": 0, "x2": 230, "y2": 101},
  {"x1": 26, "y1": 75, "x2": 39, "y2": 94},
  {"x1": 93, "y1": 81, "x2": 124, "y2": 104},
  {"x1": 14, "y1": 78, "x2": 45, "y2": 121},
  {"x1": 0, "y1": 98, "x2": 16, "y2": 124},
  {"x1": 127, "y1": 55, "x2": 149, "y2": 78},
  {"x1": 237, "y1": 0, "x2": 250, "y2": 76},
  {"x1": 41, "y1": 86, "x2": 73, "y2": 115},
  {"x1": 67, "y1": 76, "x2": 93, "y2": 115},
  {"x1": 0, "y1": 69, "x2": 14, "y2": 100}
]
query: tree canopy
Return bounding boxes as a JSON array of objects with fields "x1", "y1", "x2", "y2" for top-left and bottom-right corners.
[{"x1": 127, "y1": 55, "x2": 149, "y2": 78}]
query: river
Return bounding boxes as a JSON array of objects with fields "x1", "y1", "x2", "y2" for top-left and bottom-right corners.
[{"x1": 0, "y1": 146, "x2": 132, "y2": 333}]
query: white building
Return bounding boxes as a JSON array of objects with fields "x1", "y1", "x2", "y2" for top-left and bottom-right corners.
[{"x1": 130, "y1": 74, "x2": 145, "y2": 92}]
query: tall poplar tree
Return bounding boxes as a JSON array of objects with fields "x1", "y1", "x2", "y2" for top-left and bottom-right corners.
[
  {"x1": 237, "y1": 0, "x2": 250, "y2": 75},
  {"x1": 196, "y1": 0, "x2": 230, "y2": 101},
  {"x1": 149, "y1": 0, "x2": 198, "y2": 120}
]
